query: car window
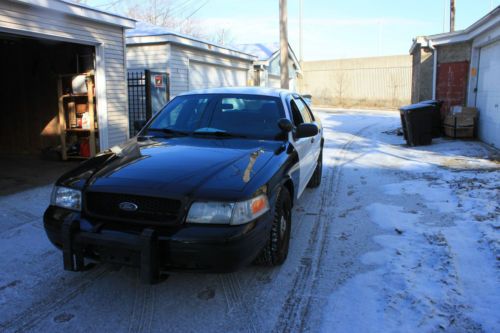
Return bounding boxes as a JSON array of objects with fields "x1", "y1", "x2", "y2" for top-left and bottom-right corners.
[
  {"x1": 293, "y1": 98, "x2": 313, "y2": 123},
  {"x1": 148, "y1": 95, "x2": 212, "y2": 132},
  {"x1": 209, "y1": 96, "x2": 286, "y2": 140},
  {"x1": 290, "y1": 100, "x2": 304, "y2": 126}
]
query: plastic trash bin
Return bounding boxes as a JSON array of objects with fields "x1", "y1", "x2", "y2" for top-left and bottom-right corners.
[
  {"x1": 399, "y1": 103, "x2": 436, "y2": 146},
  {"x1": 419, "y1": 100, "x2": 443, "y2": 138}
]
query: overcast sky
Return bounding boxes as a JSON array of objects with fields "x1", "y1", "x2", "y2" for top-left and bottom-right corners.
[{"x1": 86, "y1": 0, "x2": 499, "y2": 60}]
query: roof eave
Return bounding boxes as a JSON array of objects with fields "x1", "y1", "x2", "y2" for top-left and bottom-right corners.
[
  {"x1": 126, "y1": 35, "x2": 256, "y2": 61},
  {"x1": 426, "y1": 6, "x2": 500, "y2": 46},
  {"x1": 13, "y1": 0, "x2": 136, "y2": 28}
]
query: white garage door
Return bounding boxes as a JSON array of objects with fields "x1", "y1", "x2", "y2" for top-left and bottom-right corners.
[
  {"x1": 476, "y1": 41, "x2": 500, "y2": 148},
  {"x1": 189, "y1": 61, "x2": 248, "y2": 90}
]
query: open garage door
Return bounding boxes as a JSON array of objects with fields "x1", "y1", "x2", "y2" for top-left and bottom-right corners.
[
  {"x1": 0, "y1": 33, "x2": 96, "y2": 193},
  {"x1": 476, "y1": 41, "x2": 500, "y2": 148},
  {"x1": 189, "y1": 61, "x2": 248, "y2": 90}
]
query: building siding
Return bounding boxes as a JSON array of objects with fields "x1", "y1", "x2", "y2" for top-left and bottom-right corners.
[
  {"x1": 0, "y1": 1, "x2": 129, "y2": 147},
  {"x1": 169, "y1": 44, "x2": 252, "y2": 97}
]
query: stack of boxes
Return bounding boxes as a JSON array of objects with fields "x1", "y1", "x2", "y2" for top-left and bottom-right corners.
[{"x1": 443, "y1": 106, "x2": 478, "y2": 138}]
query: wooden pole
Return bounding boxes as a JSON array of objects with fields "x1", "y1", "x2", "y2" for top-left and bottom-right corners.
[
  {"x1": 280, "y1": 0, "x2": 289, "y2": 89},
  {"x1": 450, "y1": 0, "x2": 455, "y2": 32}
]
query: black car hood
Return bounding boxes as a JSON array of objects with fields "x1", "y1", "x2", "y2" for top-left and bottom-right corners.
[{"x1": 85, "y1": 137, "x2": 282, "y2": 198}]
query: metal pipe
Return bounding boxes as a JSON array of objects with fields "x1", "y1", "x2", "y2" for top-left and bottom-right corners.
[{"x1": 431, "y1": 42, "x2": 438, "y2": 100}]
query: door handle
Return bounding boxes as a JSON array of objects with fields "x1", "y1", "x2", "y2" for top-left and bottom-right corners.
[{"x1": 311, "y1": 138, "x2": 315, "y2": 143}]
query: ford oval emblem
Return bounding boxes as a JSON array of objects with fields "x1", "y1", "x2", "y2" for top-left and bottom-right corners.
[{"x1": 119, "y1": 202, "x2": 138, "y2": 212}]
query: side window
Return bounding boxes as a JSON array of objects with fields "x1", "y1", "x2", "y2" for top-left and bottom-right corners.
[
  {"x1": 293, "y1": 98, "x2": 312, "y2": 123},
  {"x1": 290, "y1": 100, "x2": 304, "y2": 126}
]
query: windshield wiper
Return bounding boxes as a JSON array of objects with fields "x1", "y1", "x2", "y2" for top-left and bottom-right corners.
[
  {"x1": 147, "y1": 128, "x2": 189, "y2": 137},
  {"x1": 193, "y1": 128, "x2": 247, "y2": 138}
]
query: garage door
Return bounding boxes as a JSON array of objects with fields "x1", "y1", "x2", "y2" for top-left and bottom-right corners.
[
  {"x1": 476, "y1": 41, "x2": 500, "y2": 148},
  {"x1": 189, "y1": 61, "x2": 248, "y2": 90}
]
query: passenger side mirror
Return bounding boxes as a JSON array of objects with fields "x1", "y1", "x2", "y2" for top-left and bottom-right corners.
[
  {"x1": 134, "y1": 120, "x2": 147, "y2": 132},
  {"x1": 278, "y1": 118, "x2": 293, "y2": 132},
  {"x1": 296, "y1": 123, "x2": 319, "y2": 139}
]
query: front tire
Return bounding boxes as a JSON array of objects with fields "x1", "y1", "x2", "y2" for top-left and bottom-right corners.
[{"x1": 255, "y1": 187, "x2": 291, "y2": 266}]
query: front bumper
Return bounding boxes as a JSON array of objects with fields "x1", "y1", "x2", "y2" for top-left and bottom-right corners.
[{"x1": 43, "y1": 206, "x2": 272, "y2": 283}]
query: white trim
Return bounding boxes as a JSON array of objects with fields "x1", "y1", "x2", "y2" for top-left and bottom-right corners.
[
  {"x1": 11, "y1": 0, "x2": 136, "y2": 28},
  {"x1": 95, "y1": 45, "x2": 109, "y2": 150},
  {"x1": 126, "y1": 35, "x2": 256, "y2": 61},
  {"x1": 0, "y1": 26, "x2": 97, "y2": 45},
  {"x1": 121, "y1": 29, "x2": 131, "y2": 140},
  {"x1": 188, "y1": 56, "x2": 252, "y2": 71}
]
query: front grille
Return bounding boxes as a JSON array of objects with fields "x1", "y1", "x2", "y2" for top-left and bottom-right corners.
[{"x1": 85, "y1": 192, "x2": 182, "y2": 224}]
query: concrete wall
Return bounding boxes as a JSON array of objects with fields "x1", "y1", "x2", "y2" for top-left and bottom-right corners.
[
  {"x1": 411, "y1": 45, "x2": 434, "y2": 103},
  {"x1": 437, "y1": 43, "x2": 472, "y2": 63},
  {"x1": 299, "y1": 55, "x2": 412, "y2": 108}
]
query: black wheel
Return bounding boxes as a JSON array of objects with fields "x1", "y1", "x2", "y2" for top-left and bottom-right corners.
[
  {"x1": 307, "y1": 150, "x2": 323, "y2": 188},
  {"x1": 255, "y1": 187, "x2": 292, "y2": 266}
]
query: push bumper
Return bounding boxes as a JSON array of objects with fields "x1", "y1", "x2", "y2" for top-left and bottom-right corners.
[{"x1": 43, "y1": 207, "x2": 271, "y2": 284}]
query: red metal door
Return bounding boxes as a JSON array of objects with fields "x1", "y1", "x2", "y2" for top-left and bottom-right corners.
[{"x1": 436, "y1": 61, "x2": 469, "y2": 115}]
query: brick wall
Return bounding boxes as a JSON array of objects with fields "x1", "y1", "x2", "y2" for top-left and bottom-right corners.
[{"x1": 436, "y1": 61, "x2": 469, "y2": 115}]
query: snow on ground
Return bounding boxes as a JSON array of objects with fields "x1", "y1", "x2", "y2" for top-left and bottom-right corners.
[{"x1": 0, "y1": 109, "x2": 498, "y2": 333}]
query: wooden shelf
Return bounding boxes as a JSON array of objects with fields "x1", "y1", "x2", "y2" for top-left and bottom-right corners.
[
  {"x1": 66, "y1": 128, "x2": 96, "y2": 132},
  {"x1": 58, "y1": 72, "x2": 97, "y2": 161}
]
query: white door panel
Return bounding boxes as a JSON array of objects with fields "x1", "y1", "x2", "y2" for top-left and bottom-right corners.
[
  {"x1": 189, "y1": 61, "x2": 247, "y2": 91},
  {"x1": 476, "y1": 41, "x2": 500, "y2": 148}
]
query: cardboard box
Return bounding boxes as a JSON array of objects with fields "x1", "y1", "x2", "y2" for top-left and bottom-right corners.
[
  {"x1": 444, "y1": 105, "x2": 477, "y2": 128},
  {"x1": 444, "y1": 114, "x2": 475, "y2": 127},
  {"x1": 450, "y1": 106, "x2": 478, "y2": 116},
  {"x1": 75, "y1": 103, "x2": 88, "y2": 114},
  {"x1": 444, "y1": 125, "x2": 474, "y2": 138}
]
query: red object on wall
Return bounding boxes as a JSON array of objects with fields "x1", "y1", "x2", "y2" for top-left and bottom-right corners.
[
  {"x1": 436, "y1": 61, "x2": 469, "y2": 116},
  {"x1": 80, "y1": 138, "x2": 90, "y2": 157}
]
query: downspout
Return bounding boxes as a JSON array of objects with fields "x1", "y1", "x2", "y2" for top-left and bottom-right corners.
[{"x1": 429, "y1": 41, "x2": 438, "y2": 100}]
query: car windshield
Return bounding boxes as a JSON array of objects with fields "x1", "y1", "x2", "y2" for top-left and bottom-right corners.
[{"x1": 144, "y1": 94, "x2": 286, "y2": 140}]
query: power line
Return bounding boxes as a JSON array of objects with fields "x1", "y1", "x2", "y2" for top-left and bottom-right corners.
[{"x1": 184, "y1": 0, "x2": 209, "y2": 20}]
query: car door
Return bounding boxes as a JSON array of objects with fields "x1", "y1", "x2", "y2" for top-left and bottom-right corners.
[
  {"x1": 295, "y1": 95, "x2": 322, "y2": 168},
  {"x1": 288, "y1": 96, "x2": 315, "y2": 198}
]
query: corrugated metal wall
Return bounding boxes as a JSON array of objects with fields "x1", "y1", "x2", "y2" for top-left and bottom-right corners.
[{"x1": 299, "y1": 55, "x2": 412, "y2": 108}]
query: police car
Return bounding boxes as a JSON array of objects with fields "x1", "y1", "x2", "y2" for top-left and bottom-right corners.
[{"x1": 44, "y1": 87, "x2": 323, "y2": 283}]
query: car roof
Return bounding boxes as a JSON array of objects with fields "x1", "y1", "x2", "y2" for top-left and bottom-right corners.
[{"x1": 177, "y1": 87, "x2": 292, "y2": 98}]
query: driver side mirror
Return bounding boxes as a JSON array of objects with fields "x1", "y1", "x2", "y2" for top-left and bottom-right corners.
[
  {"x1": 278, "y1": 118, "x2": 293, "y2": 132},
  {"x1": 296, "y1": 123, "x2": 319, "y2": 139}
]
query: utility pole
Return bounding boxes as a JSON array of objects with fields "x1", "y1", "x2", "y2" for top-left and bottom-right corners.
[
  {"x1": 299, "y1": 0, "x2": 303, "y2": 62},
  {"x1": 450, "y1": 0, "x2": 455, "y2": 32},
  {"x1": 280, "y1": 0, "x2": 289, "y2": 89},
  {"x1": 443, "y1": 0, "x2": 446, "y2": 32}
]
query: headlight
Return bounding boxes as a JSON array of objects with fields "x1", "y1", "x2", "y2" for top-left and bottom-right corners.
[
  {"x1": 51, "y1": 186, "x2": 82, "y2": 211},
  {"x1": 187, "y1": 194, "x2": 270, "y2": 225}
]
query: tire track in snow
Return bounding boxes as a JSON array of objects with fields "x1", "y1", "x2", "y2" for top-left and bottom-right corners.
[
  {"x1": 273, "y1": 124, "x2": 375, "y2": 333},
  {"x1": 0, "y1": 266, "x2": 110, "y2": 333},
  {"x1": 127, "y1": 273, "x2": 156, "y2": 333},
  {"x1": 218, "y1": 273, "x2": 260, "y2": 333}
]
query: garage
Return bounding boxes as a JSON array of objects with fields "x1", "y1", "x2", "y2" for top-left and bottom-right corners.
[
  {"x1": 410, "y1": 7, "x2": 499, "y2": 148},
  {"x1": 126, "y1": 22, "x2": 255, "y2": 99},
  {"x1": 475, "y1": 40, "x2": 500, "y2": 147},
  {"x1": 188, "y1": 61, "x2": 248, "y2": 90},
  {"x1": 0, "y1": 0, "x2": 134, "y2": 193}
]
